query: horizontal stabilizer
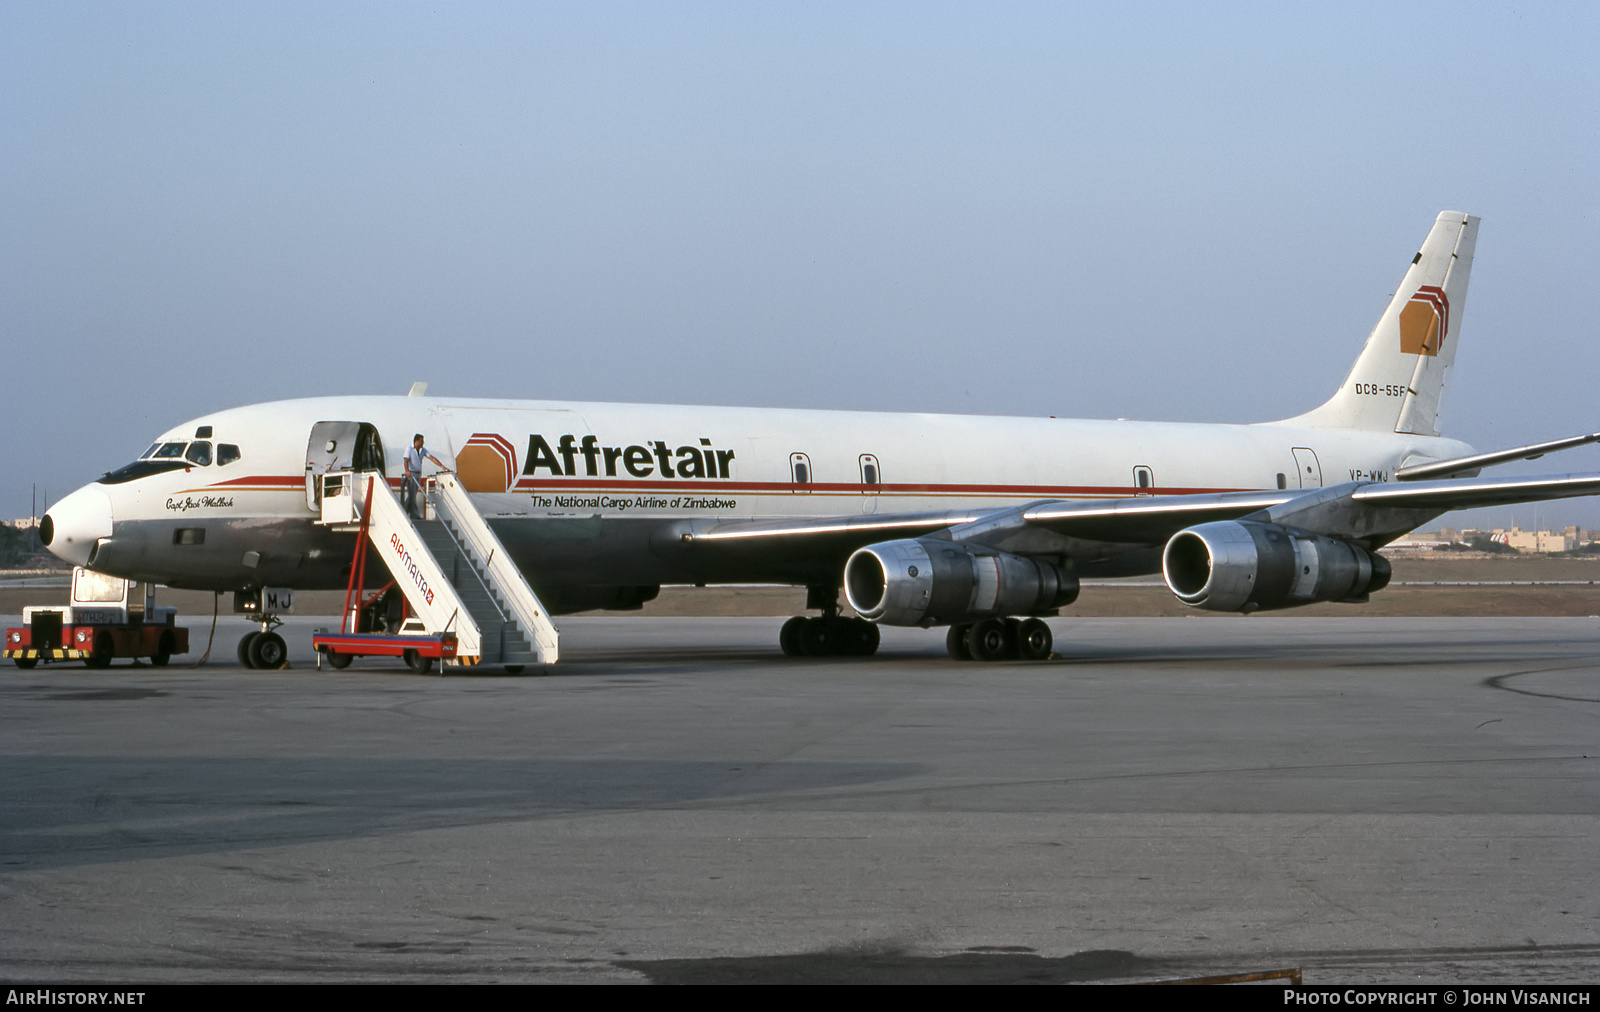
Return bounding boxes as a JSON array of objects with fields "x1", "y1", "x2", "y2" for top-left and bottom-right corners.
[
  {"x1": 1351, "y1": 471, "x2": 1600, "y2": 510},
  {"x1": 1395, "y1": 431, "x2": 1600, "y2": 481},
  {"x1": 1240, "y1": 472, "x2": 1600, "y2": 546}
]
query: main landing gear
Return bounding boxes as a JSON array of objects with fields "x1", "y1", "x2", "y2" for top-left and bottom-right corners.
[
  {"x1": 945, "y1": 617, "x2": 1054, "y2": 662},
  {"x1": 780, "y1": 614, "x2": 880, "y2": 657},
  {"x1": 238, "y1": 616, "x2": 289, "y2": 670},
  {"x1": 779, "y1": 585, "x2": 880, "y2": 657}
]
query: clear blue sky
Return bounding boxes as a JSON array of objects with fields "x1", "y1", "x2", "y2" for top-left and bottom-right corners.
[{"x1": 3, "y1": 1, "x2": 1597, "y2": 529}]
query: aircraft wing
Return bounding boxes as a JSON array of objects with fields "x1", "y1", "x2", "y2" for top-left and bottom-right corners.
[
  {"x1": 672, "y1": 491, "x2": 1303, "y2": 573},
  {"x1": 674, "y1": 509, "x2": 995, "y2": 566},
  {"x1": 676, "y1": 471, "x2": 1600, "y2": 561},
  {"x1": 1016, "y1": 490, "x2": 1298, "y2": 544},
  {"x1": 1022, "y1": 472, "x2": 1600, "y2": 545},
  {"x1": 678, "y1": 489, "x2": 1300, "y2": 555}
]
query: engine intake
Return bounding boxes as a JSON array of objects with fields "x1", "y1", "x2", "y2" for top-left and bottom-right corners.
[
  {"x1": 844, "y1": 538, "x2": 1078, "y2": 627},
  {"x1": 1162, "y1": 520, "x2": 1391, "y2": 612}
]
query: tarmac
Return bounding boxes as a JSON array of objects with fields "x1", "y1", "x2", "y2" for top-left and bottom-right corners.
[{"x1": 2, "y1": 614, "x2": 1598, "y2": 983}]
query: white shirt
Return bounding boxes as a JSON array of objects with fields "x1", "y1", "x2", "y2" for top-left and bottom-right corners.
[{"x1": 405, "y1": 445, "x2": 429, "y2": 474}]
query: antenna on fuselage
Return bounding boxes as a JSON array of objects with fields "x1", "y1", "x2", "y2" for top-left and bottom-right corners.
[{"x1": 407, "y1": 382, "x2": 429, "y2": 397}]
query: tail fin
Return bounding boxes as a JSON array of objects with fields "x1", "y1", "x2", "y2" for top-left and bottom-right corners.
[{"x1": 1283, "y1": 210, "x2": 1479, "y2": 435}]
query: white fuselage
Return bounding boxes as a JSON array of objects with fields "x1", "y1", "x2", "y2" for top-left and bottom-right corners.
[{"x1": 44, "y1": 395, "x2": 1471, "y2": 604}]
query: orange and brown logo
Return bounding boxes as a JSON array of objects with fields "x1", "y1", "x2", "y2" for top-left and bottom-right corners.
[
  {"x1": 1399, "y1": 284, "x2": 1450, "y2": 357},
  {"x1": 455, "y1": 433, "x2": 519, "y2": 493}
]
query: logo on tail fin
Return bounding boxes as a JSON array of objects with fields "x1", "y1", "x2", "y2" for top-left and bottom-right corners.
[{"x1": 1399, "y1": 285, "x2": 1450, "y2": 357}]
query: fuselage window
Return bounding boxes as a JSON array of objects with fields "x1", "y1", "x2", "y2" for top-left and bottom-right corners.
[
  {"x1": 152, "y1": 442, "x2": 186, "y2": 459},
  {"x1": 860, "y1": 454, "x2": 881, "y2": 486},
  {"x1": 1276, "y1": 472, "x2": 1287, "y2": 490},
  {"x1": 218, "y1": 444, "x2": 242, "y2": 466},
  {"x1": 1133, "y1": 466, "x2": 1153, "y2": 489},
  {"x1": 173, "y1": 528, "x2": 205, "y2": 545},
  {"x1": 185, "y1": 441, "x2": 212, "y2": 466},
  {"x1": 790, "y1": 453, "x2": 811, "y2": 484},
  {"x1": 141, "y1": 443, "x2": 161, "y2": 459}
]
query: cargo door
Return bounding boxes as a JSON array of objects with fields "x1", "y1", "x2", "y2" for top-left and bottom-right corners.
[{"x1": 1291, "y1": 447, "x2": 1323, "y2": 488}]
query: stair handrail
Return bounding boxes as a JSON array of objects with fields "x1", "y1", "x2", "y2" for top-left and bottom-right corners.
[
  {"x1": 430, "y1": 473, "x2": 560, "y2": 664},
  {"x1": 354, "y1": 471, "x2": 483, "y2": 659}
]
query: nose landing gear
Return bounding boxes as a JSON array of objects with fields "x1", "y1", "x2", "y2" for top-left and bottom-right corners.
[{"x1": 238, "y1": 616, "x2": 289, "y2": 670}]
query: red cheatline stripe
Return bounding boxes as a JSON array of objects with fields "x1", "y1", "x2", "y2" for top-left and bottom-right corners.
[
  {"x1": 208, "y1": 475, "x2": 304, "y2": 488},
  {"x1": 183, "y1": 475, "x2": 1250, "y2": 498},
  {"x1": 189, "y1": 475, "x2": 403, "y2": 492},
  {"x1": 511, "y1": 479, "x2": 1237, "y2": 496}
]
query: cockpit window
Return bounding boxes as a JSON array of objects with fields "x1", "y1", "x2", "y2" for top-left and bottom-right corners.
[
  {"x1": 104, "y1": 436, "x2": 236, "y2": 484},
  {"x1": 99, "y1": 460, "x2": 190, "y2": 485}
]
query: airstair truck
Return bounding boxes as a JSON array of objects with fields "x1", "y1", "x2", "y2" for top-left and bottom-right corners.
[{"x1": 5, "y1": 567, "x2": 189, "y2": 669}]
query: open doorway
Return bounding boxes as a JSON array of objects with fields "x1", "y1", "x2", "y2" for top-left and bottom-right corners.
[{"x1": 305, "y1": 421, "x2": 387, "y2": 509}]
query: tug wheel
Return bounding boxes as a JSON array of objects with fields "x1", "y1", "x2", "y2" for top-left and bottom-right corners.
[{"x1": 84, "y1": 632, "x2": 114, "y2": 669}]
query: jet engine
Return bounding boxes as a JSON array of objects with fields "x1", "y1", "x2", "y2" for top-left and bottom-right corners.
[
  {"x1": 844, "y1": 538, "x2": 1079, "y2": 627},
  {"x1": 1162, "y1": 520, "x2": 1391, "y2": 612}
]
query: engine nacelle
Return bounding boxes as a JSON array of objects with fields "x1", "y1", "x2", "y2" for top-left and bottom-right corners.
[
  {"x1": 1162, "y1": 520, "x2": 1391, "y2": 612},
  {"x1": 844, "y1": 538, "x2": 1079, "y2": 627}
]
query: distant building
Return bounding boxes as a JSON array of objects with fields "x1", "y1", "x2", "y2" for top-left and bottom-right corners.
[
  {"x1": 11, "y1": 517, "x2": 40, "y2": 530},
  {"x1": 1494, "y1": 527, "x2": 1576, "y2": 553},
  {"x1": 1386, "y1": 531, "x2": 1453, "y2": 551},
  {"x1": 1399, "y1": 527, "x2": 1593, "y2": 554}
]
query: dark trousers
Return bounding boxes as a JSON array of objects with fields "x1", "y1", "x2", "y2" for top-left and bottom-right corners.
[{"x1": 403, "y1": 472, "x2": 422, "y2": 517}]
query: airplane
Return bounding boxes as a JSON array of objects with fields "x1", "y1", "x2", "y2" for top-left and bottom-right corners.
[{"x1": 34, "y1": 210, "x2": 1600, "y2": 669}]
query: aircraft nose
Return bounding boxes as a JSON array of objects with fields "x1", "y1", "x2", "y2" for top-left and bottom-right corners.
[{"x1": 41, "y1": 485, "x2": 114, "y2": 568}]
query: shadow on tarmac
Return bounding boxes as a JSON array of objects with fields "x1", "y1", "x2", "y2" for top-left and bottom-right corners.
[{"x1": 0, "y1": 756, "x2": 920, "y2": 871}]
